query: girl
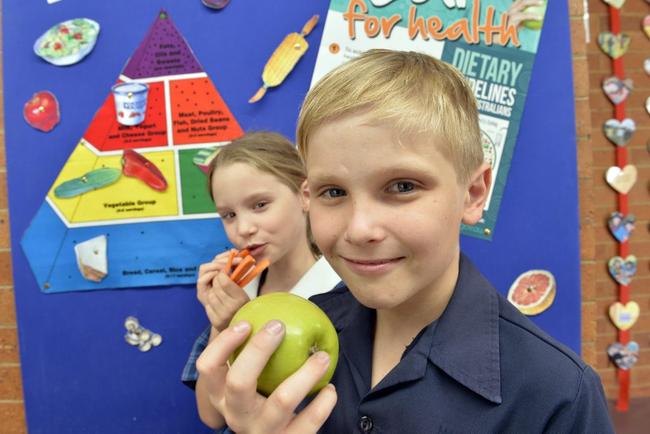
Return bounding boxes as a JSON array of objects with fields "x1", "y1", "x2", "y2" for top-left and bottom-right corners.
[{"x1": 181, "y1": 131, "x2": 340, "y2": 430}]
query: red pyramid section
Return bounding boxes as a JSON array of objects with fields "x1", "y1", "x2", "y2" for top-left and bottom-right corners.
[
  {"x1": 81, "y1": 10, "x2": 243, "y2": 151},
  {"x1": 122, "y1": 10, "x2": 203, "y2": 79}
]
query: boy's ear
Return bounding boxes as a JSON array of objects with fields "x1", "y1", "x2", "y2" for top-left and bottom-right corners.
[
  {"x1": 462, "y1": 163, "x2": 492, "y2": 225},
  {"x1": 300, "y1": 180, "x2": 310, "y2": 212}
]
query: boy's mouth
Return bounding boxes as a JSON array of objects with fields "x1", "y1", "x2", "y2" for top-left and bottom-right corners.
[{"x1": 341, "y1": 256, "x2": 404, "y2": 274}]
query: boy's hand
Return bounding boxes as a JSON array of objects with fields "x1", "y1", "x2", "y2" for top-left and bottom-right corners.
[
  {"x1": 197, "y1": 251, "x2": 250, "y2": 332},
  {"x1": 196, "y1": 320, "x2": 337, "y2": 434}
]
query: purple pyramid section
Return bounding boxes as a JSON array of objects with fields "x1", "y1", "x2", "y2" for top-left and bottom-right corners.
[{"x1": 122, "y1": 10, "x2": 203, "y2": 79}]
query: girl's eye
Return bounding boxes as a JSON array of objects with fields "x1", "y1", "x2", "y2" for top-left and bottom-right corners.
[
  {"x1": 388, "y1": 181, "x2": 416, "y2": 193},
  {"x1": 321, "y1": 188, "x2": 346, "y2": 199},
  {"x1": 221, "y1": 211, "x2": 236, "y2": 220},
  {"x1": 254, "y1": 201, "x2": 268, "y2": 210}
]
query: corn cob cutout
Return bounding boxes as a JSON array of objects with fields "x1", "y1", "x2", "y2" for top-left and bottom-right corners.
[{"x1": 249, "y1": 15, "x2": 319, "y2": 103}]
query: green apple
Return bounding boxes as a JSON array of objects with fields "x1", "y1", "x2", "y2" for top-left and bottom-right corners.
[
  {"x1": 522, "y1": 1, "x2": 547, "y2": 31},
  {"x1": 229, "y1": 292, "x2": 339, "y2": 397}
]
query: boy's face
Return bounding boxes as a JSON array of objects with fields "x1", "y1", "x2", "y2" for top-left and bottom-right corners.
[{"x1": 304, "y1": 111, "x2": 489, "y2": 311}]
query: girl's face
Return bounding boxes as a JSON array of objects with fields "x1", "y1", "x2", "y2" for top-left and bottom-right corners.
[{"x1": 211, "y1": 162, "x2": 309, "y2": 265}]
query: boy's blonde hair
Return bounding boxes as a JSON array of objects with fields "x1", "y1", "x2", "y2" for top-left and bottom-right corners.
[
  {"x1": 207, "y1": 131, "x2": 319, "y2": 257},
  {"x1": 297, "y1": 49, "x2": 483, "y2": 183}
]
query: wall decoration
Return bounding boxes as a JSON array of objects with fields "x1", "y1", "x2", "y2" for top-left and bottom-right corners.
[
  {"x1": 597, "y1": 31, "x2": 630, "y2": 59},
  {"x1": 309, "y1": 0, "x2": 548, "y2": 240},
  {"x1": 602, "y1": 76, "x2": 632, "y2": 105},
  {"x1": 23, "y1": 90, "x2": 60, "y2": 132},
  {"x1": 34, "y1": 18, "x2": 100, "y2": 66},
  {"x1": 249, "y1": 15, "x2": 319, "y2": 103},
  {"x1": 603, "y1": 118, "x2": 635, "y2": 146},
  {"x1": 608, "y1": 301, "x2": 640, "y2": 331},
  {"x1": 602, "y1": 0, "x2": 626, "y2": 9},
  {"x1": 123, "y1": 316, "x2": 163, "y2": 352},
  {"x1": 607, "y1": 342, "x2": 639, "y2": 370},
  {"x1": 74, "y1": 234, "x2": 107, "y2": 282},
  {"x1": 506, "y1": 270, "x2": 556, "y2": 315},
  {"x1": 605, "y1": 164, "x2": 637, "y2": 194},
  {"x1": 202, "y1": 0, "x2": 231, "y2": 10},
  {"x1": 607, "y1": 211, "x2": 635, "y2": 243},
  {"x1": 21, "y1": 10, "x2": 243, "y2": 293},
  {"x1": 608, "y1": 255, "x2": 637, "y2": 286}
]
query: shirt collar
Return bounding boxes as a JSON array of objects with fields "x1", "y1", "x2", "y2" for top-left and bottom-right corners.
[
  {"x1": 242, "y1": 256, "x2": 340, "y2": 300},
  {"x1": 333, "y1": 253, "x2": 502, "y2": 404},
  {"x1": 428, "y1": 253, "x2": 502, "y2": 404}
]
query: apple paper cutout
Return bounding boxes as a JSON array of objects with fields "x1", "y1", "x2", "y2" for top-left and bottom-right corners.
[
  {"x1": 597, "y1": 32, "x2": 630, "y2": 59},
  {"x1": 609, "y1": 301, "x2": 640, "y2": 331},
  {"x1": 603, "y1": 118, "x2": 635, "y2": 146},
  {"x1": 602, "y1": 76, "x2": 632, "y2": 105},
  {"x1": 605, "y1": 165, "x2": 637, "y2": 194},
  {"x1": 23, "y1": 91, "x2": 60, "y2": 132}
]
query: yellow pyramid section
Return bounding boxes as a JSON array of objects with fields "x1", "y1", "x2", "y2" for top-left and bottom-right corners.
[{"x1": 48, "y1": 142, "x2": 179, "y2": 223}]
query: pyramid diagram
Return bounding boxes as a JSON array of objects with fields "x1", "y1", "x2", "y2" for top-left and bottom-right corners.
[{"x1": 22, "y1": 10, "x2": 242, "y2": 293}]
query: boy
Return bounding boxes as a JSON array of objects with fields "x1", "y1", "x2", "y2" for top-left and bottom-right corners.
[{"x1": 196, "y1": 49, "x2": 613, "y2": 433}]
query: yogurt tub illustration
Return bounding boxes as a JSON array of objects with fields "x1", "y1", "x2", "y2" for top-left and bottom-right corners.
[{"x1": 111, "y1": 82, "x2": 149, "y2": 126}]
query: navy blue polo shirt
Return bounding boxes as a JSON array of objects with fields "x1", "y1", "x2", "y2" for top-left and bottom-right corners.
[{"x1": 308, "y1": 254, "x2": 614, "y2": 434}]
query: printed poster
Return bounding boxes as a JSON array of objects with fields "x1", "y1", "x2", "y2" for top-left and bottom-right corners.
[
  {"x1": 310, "y1": 0, "x2": 546, "y2": 239},
  {"x1": 21, "y1": 11, "x2": 242, "y2": 293}
]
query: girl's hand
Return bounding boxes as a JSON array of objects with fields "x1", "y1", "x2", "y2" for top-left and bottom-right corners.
[
  {"x1": 196, "y1": 320, "x2": 337, "y2": 434},
  {"x1": 507, "y1": 0, "x2": 544, "y2": 28},
  {"x1": 197, "y1": 250, "x2": 249, "y2": 331}
]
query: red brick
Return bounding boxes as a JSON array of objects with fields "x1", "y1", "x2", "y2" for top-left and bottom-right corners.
[
  {"x1": 0, "y1": 288, "x2": 17, "y2": 325},
  {"x1": 0, "y1": 328, "x2": 20, "y2": 363},
  {"x1": 0, "y1": 251, "x2": 12, "y2": 286},
  {"x1": 0, "y1": 402, "x2": 27, "y2": 434},
  {"x1": 0, "y1": 365, "x2": 23, "y2": 400},
  {"x1": 0, "y1": 210, "x2": 9, "y2": 249}
]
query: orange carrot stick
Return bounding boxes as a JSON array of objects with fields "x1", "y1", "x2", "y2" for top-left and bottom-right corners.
[
  {"x1": 224, "y1": 249, "x2": 237, "y2": 276},
  {"x1": 236, "y1": 258, "x2": 271, "y2": 287},
  {"x1": 229, "y1": 255, "x2": 255, "y2": 283},
  {"x1": 236, "y1": 249, "x2": 250, "y2": 258}
]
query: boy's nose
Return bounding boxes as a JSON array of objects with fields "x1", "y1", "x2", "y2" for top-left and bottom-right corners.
[{"x1": 343, "y1": 200, "x2": 386, "y2": 245}]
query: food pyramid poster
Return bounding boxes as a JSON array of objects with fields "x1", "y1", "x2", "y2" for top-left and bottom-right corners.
[{"x1": 21, "y1": 10, "x2": 243, "y2": 293}]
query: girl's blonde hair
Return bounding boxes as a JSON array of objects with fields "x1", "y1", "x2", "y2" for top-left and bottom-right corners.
[
  {"x1": 207, "y1": 131, "x2": 319, "y2": 257},
  {"x1": 297, "y1": 49, "x2": 483, "y2": 184}
]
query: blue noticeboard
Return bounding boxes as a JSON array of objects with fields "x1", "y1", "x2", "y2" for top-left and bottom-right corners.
[{"x1": 3, "y1": 1, "x2": 579, "y2": 433}]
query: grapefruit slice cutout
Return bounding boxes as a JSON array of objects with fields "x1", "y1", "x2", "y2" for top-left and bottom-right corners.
[{"x1": 507, "y1": 270, "x2": 556, "y2": 315}]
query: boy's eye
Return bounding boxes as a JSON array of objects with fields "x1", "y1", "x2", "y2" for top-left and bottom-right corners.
[
  {"x1": 254, "y1": 201, "x2": 268, "y2": 210},
  {"x1": 387, "y1": 181, "x2": 416, "y2": 193},
  {"x1": 320, "y1": 187, "x2": 347, "y2": 199},
  {"x1": 221, "y1": 211, "x2": 236, "y2": 220}
]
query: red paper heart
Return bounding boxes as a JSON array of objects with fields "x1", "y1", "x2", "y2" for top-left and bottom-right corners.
[{"x1": 23, "y1": 91, "x2": 60, "y2": 132}]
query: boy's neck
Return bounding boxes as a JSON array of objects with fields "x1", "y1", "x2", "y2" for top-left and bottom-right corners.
[{"x1": 370, "y1": 251, "x2": 460, "y2": 387}]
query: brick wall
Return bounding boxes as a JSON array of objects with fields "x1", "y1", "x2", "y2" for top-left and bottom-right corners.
[
  {"x1": 0, "y1": 1, "x2": 647, "y2": 432},
  {"x1": 574, "y1": 0, "x2": 650, "y2": 398},
  {"x1": 0, "y1": 2, "x2": 27, "y2": 431}
]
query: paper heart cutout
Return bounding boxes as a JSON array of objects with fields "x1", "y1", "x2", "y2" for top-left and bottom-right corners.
[
  {"x1": 644, "y1": 16, "x2": 650, "y2": 39},
  {"x1": 607, "y1": 342, "x2": 639, "y2": 370},
  {"x1": 598, "y1": 32, "x2": 631, "y2": 59},
  {"x1": 603, "y1": 0, "x2": 626, "y2": 8},
  {"x1": 645, "y1": 58, "x2": 650, "y2": 75},
  {"x1": 609, "y1": 301, "x2": 640, "y2": 331},
  {"x1": 602, "y1": 76, "x2": 633, "y2": 105},
  {"x1": 605, "y1": 165, "x2": 637, "y2": 194},
  {"x1": 608, "y1": 255, "x2": 637, "y2": 285},
  {"x1": 608, "y1": 212, "x2": 635, "y2": 243},
  {"x1": 646, "y1": 96, "x2": 650, "y2": 115},
  {"x1": 603, "y1": 118, "x2": 635, "y2": 146}
]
